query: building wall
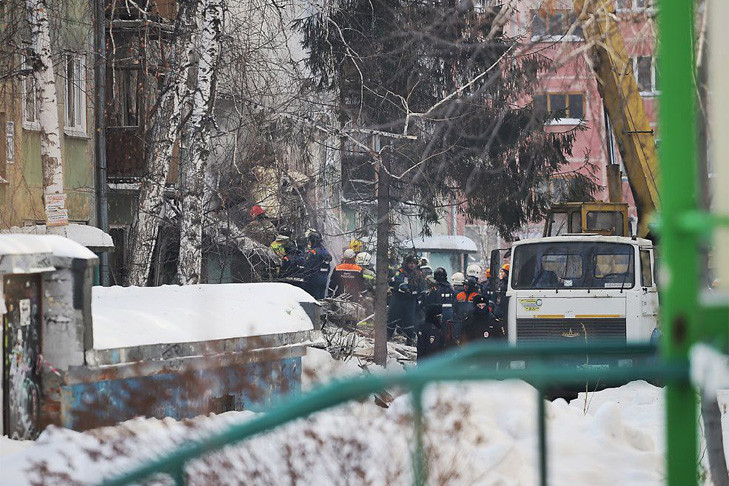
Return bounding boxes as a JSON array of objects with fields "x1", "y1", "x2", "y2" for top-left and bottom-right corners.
[
  {"x1": 0, "y1": 0, "x2": 97, "y2": 228},
  {"x1": 508, "y1": 1, "x2": 657, "y2": 225}
]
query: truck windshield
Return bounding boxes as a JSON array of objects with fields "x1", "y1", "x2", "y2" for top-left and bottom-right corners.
[{"x1": 511, "y1": 242, "x2": 635, "y2": 290}]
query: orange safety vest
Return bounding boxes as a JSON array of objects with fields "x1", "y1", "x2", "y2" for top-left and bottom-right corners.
[{"x1": 456, "y1": 291, "x2": 479, "y2": 302}]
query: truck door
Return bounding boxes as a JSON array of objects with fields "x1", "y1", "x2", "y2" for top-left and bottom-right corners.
[
  {"x1": 639, "y1": 248, "x2": 659, "y2": 335},
  {"x1": 3, "y1": 274, "x2": 43, "y2": 439}
]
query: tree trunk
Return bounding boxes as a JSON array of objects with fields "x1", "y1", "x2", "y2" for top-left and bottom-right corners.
[
  {"x1": 25, "y1": 0, "x2": 65, "y2": 225},
  {"x1": 176, "y1": 0, "x2": 223, "y2": 285},
  {"x1": 373, "y1": 151, "x2": 390, "y2": 366},
  {"x1": 126, "y1": 3, "x2": 198, "y2": 287}
]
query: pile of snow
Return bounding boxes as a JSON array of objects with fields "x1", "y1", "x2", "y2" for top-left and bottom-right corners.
[
  {"x1": 1, "y1": 371, "x2": 722, "y2": 485},
  {"x1": 92, "y1": 283, "x2": 317, "y2": 350},
  {"x1": 302, "y1": 347, "x2": 366, "y2": 390}
]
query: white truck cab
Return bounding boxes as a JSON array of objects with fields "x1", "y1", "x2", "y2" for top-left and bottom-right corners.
[{"x1": 506, "y1": 235, "x2": 658, "y2": 347}]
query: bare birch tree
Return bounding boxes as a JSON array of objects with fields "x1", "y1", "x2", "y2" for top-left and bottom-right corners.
[
  {"x1": 177, "y1": 0, "x2": 224, "y2": 285},
  {"x1": 24, "y1": 0, "x2": 65, "y2": 226},
  {"x1": 125, "y1": 1, "x2": 199, "y2": 287}
]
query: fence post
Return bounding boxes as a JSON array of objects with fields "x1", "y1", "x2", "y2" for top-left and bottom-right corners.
[
  {"x1": 658, "y1": 0, "x2": 699, "y2": 485},
  {"x1": 411, "y1": 386, "x2": 426, "y2": 486}
]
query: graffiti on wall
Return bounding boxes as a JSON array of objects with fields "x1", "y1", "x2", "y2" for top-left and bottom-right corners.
[{"x1": 4, "y1": 276, "x2": 42, "y2": 439}]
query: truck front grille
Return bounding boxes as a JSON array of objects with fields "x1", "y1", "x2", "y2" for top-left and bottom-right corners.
[{"x1": 516, "y1": 318, "x2": 626, "y2": 344}]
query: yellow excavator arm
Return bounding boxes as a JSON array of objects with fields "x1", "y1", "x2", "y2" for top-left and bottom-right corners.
[{"x1": 574, "y1": 0, "x2": 660, "y2": 238}]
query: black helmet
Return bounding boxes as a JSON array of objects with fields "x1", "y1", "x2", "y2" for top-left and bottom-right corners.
[
  {"x1": 308, "y1": 230, "x2": 323, "y2": 246},
  {"x1": 434, "y1": 267, "x2": 448, "y2": 282},
  {"x1": 473, "y1": 294, "x2": 487, "y2": 306},
  {"x1": 464, "y1": 276, "x2": 478, "y2": 289}
]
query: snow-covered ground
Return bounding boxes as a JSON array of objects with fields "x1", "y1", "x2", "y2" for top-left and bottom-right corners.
[{"x1": 0, "y1": 348, "x2": 725, "y2": 485}]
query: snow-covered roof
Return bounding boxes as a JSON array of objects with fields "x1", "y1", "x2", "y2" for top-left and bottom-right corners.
[
  {"x1": 3, "y1": 224, "x2": 114, "y2": 250},
  {"x1": 0, "y1": 234, "x2": 55, "y2": 273},
  {"x1": 0, "y1": 233, "x2": 98, "y2": 258},
  {"x1": 400, "y1": 235, "x2": 478, "y2": 252},
  {"x1": 92, "y1": 283, "x2": 318, "y2": 350}
]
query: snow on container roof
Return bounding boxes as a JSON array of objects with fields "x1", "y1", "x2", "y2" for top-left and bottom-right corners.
[
  {"x1": 92, "y1": 283, "x2": 318, "y2": 350},
  {"x1": 0, "y1": 234, "x2": 55, "y2": 273},
  {"x1": 3, "y1": 224, "x2": 114, "y2": 250},
  {"x1": 400, "y1": 235, "x2": 478, "y2": 252}
]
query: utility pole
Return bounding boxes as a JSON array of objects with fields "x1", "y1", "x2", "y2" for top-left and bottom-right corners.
[
  {"x1": 95, "y1": 0, "x2": 109, "y2": 285},
  {"x1": 373, "y1": 148, "x2": 390, "y2": 366}
]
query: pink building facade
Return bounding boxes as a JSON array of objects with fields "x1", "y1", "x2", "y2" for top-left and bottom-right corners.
[{"x1": 509, "y1": 1, "x2": 658, "y2": 236}]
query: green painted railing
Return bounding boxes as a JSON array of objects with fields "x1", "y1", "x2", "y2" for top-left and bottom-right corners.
[
  {"x1": 102, "y1": 0, "x2": 729, "y2": 484},
  {"x1": 101, "y1": 342, "x2": 687, "y2": 486}
]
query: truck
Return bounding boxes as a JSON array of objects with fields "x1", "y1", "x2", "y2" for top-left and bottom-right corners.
[
  {"x1": 494, "y1": 1, "x2": 662, "y2": 354},
  {"x1": 504, "y1": 234, "x2": 658, "y2": 356}
]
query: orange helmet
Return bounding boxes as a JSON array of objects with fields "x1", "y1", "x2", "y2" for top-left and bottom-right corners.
[
  {"x1": 501, "y1": 263, "x2": 510, "y2": 272},
  {"x1": 485, "y1": 268, "x2": 491, "y2": 278}
]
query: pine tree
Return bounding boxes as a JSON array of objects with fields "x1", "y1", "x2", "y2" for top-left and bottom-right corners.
[{"x1": 297, "y1": 0, "x2": 594, "y2": 237}]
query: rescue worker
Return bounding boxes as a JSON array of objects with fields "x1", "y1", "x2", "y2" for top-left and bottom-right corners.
[
  {"x1": 279, "y1": 237, "x2": 307, "y2": 289},
  {"x1": 462, "y1": 294, "x2": 506, "y2": 344},
  {"x1": 453, "y1": 276, "x2": 480, "y2": 344},
  {"x1": 329, "y1": 249, "x2": 366, "y2": 301},
  {"x1": 482, "y1": 268, "x2": 494, "y2": 302},
  {"x1": 451, "y1": 272, "x2": 465, "y2": 294},
  {"x1": 417, "y1": 304, "x2": 444, "y2": 360},
  {"x1": 356, "y1": 251, "x2": 376, "y2": 315},
  {"x1": 349, "y1": 239, "x2": 364, "y2": 254},
  {"x1": 387, "y1": 254, "x2": 425, "y2": 346},
  {"x1": 419, "y1": 257, "x2": 433, "y2": 281},
  {"x1": 245, "y1": 205, "x2": 278, "y2": 246},
  {"x1": 356, "y1": 251, "x2": 376, "y2": 288},
  {"x1": 423, "y1": 267, "x2": 455, "y2": 346},
  {"x1": 492, "y1": 264, "x2": 510, "y2": 321},
  {"x1": 303, "y1": 230, "x2": 332, "y2": 299}
]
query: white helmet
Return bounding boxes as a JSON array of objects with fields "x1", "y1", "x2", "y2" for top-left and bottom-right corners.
[
  {"x1": 355, "y1": 251, "x2": 372, "y2": 266},
  {"x1": 451, "y1": 272, "x2": 465, "y2": 286},
  {"x1": 466, "y1": 264, "x2": 482, "y2": 279},
  {"x1": 343, "y1": 248, "x2": 356, "y2": 260},
  {"x1": 419, "y1": 257, "x2": 429, "y2": 267}
]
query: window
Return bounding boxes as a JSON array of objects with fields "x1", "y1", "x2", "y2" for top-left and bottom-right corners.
[
  {"x1": 65, "y1": 53, "x2": 86, "y2": 134},
  {"x1": 533, "y1": 93, "x2": 585, "y2": 121},
  {"x1": 616, "y1": 0, "x2": 653, "y2": 12},
  {"x1": 341, "y1": 132, "x2": 377, "y2": 201},
  {"x1": 512, "y1": 242, "x2": 635, "y2": 290},
  {"x1": 586, "y1": 210, "x2": 625, "y2": 236},
  {"x1": 22, "y1": 56, "x2": 39, "y2": 129},
  {"x1": 639, "y1": 249, "x2": 653, "y2": 287},
  {"x1": 531, "y1": 9, "x2": 583, "y2": 40},
  {"x1": 109, "y1": 68, "x2": 140, "y2": 127},
  {"x1": 633, "y1": 56, "x2": 658, "y2": 94}
]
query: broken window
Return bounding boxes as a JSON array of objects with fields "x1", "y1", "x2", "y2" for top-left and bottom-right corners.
[{"x1": 109, "y1": 68, "x2": 140, "y2": 127}]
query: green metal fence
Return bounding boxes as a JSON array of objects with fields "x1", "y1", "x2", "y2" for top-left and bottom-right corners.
[{"x1": 102, "y1": 0, "x2": 729, "y2": 485}]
